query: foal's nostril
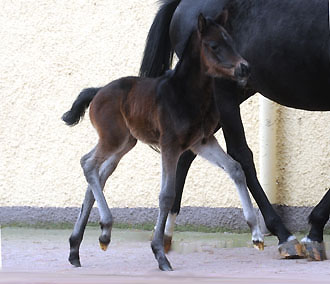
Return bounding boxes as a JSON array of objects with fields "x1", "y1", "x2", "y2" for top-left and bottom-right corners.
[
  {"x1": 240, "y1": 63, "x2": 250, "y2": 77},
  {"x1": 235, "y1": 62, "x2": 250, "y2": 79}
]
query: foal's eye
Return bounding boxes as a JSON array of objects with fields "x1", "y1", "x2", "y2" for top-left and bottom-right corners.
[
  {"x1": 221, "y1": 31, "x2": 228, "y2": 41},
  {"x1": 210, "y1": 43, "x2": 218, "y2": 50}
]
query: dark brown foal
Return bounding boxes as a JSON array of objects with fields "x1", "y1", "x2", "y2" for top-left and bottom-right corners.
[{"x1": 63, "y1": 13, "x2": 258, "y2": 271}]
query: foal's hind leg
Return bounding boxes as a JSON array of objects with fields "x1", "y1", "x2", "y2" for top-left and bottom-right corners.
[
  {"x1": 69, "y1": 185, "x2": 95, "y2": 267},
  {"x1": 191, "y1": 136, "x2": 264, "y2": 249},
  {"x1": 80, "y1": 147, "x2": 114, "y2": 251},
  {"x1": 69, "y1": 137, "x2": 137, "y2": 266},
  {"x1": 301, "y1": 189, "x2": 330, "y2": 260},
  {"x1": 80, "y1": 137, "x2": 137, "y2": 252}
]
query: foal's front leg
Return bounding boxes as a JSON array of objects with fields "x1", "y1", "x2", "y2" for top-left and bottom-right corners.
[
  {"x1": 191, "y1": 136, "x2": 264, "y2": 249},
  {"x1": 151, "y1": 149, "x2": 180, "y2": 271}
]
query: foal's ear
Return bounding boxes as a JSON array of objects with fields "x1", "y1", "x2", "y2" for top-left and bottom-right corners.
[
  {"x1": 197, "y1": 13, "x2": 207, "y2": 34},
  {"x1": 215, "y1": 9, "x2": 229, "y2": 26}
]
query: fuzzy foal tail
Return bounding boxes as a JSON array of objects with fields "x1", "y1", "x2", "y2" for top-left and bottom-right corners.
[{"x1": 62, "y1": 87, "x2": 101, "y2": 126}]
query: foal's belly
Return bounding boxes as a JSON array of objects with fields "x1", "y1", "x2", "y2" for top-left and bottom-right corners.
[{"x1": 128, "y1": 124, "x2": 160, "y2": 145}]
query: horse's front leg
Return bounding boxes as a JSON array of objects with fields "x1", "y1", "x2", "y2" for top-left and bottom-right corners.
[
  {"x1": 301, "y1": 189, "x2": 330, "y2": 260},
  {"x1": 151, "y1": 148, "x2": 180, "y2": 271},
  {"x1": 191, "y1": 136, "x2": 264, "y2": 249},
  {"x1": 214, "y1": 79, "x2": 304, "y2": 258}
]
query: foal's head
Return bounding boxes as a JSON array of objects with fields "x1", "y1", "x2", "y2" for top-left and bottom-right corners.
[{"x1": 197, "y1": 13, "x2": 249, "y2": 85}]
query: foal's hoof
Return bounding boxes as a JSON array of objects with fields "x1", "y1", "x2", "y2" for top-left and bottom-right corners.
[
  {"x1": 301, "y1": 240, "x2": 327, "y2": 261},
  {"x1": 69, "y1": 256, "x2": 81, "y2": 267},
  {"x1": 278, "y1": 239, "x2": 304, "y2": 259},
  {"x1": 150, "y1": 230, "x2": 155, "y2": 241},
  {"x1": 164, "y1": 235, "x2": 172, "y2": 254},
  {"x1": 253, "y1": 240, "x2": 264, "y2": 251},
  {"x1": 159, "y1": 257, "x2": 173, "y2": 271},
  {"x1": 99, "y1": 241, "x2": 110, "y2": 251},
  {"x1": 99, "y1": 236, "x2": 110, "y2": 251}
]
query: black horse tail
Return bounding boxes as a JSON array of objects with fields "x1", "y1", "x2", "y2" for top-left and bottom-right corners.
[
  {"x1": 62, "y1": 87, "x2": 101, "y2": 126},
  {"x1": 139, "y1": 0, "x2": 181, "y2": 78}
]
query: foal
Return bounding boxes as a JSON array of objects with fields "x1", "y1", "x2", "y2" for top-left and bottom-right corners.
[{"x1": 63, "y1": 14, "x2": 262, "y2": 271}]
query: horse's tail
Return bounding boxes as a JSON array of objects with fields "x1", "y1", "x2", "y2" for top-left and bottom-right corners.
[
  {"x1": 62, "y1": 87, "x2": 101, "y2": 126},
  {"x1": 139, "y1": 0, "x2": 181, "y2": 78}
]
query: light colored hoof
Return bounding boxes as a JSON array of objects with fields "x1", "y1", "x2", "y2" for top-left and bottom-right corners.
[
  {"x1": 99, "y1": 242, "x2": 109, "y2": 251},
  {"x1": 150, "y1": 230, "x2": 155, "y2": 241},
  {"x1": 301, "y1": 241, "x2": 327, "y2": 261},
  {"x1": 278, "y1": 239, "x2": 305, "y2": 259},
  {"x1": 164, "y1": 235, "x2": 172, "y2": 254},
  {"x1": 253, "y1": 240, "x2": 264, "y2": 251},
  {"x1": 151, "y1": 231, "x2": 172, "y2": 254}
]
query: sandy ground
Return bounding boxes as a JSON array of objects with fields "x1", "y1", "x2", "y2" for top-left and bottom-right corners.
[{"x1": 1, "y1": 227, "x2": 330, "y2": 283}]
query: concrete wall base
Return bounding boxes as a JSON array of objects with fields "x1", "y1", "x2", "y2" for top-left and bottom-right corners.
[{"x1": 0, "y1": 205, "x2": 327, "y2": 232}]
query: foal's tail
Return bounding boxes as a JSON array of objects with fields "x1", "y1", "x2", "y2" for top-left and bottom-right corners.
[
  {"x1": 139, "y1": 0, "x2": 180, "y2": 77},
  {"x1": 62, "y1": 87, "x2": 101, "y2": 126}
]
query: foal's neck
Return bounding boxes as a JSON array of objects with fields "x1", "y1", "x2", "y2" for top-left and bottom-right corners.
[{"x1": 172, "y1": 32, "x2": 213, "y2": 95}]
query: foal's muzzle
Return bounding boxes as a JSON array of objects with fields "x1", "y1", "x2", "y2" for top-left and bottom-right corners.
[{"x1": 234, "y1": 62, "x2": 250, "y2": 86}]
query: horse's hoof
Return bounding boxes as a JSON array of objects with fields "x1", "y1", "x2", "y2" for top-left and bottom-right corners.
[
  {"x1": 253, "y1": 240, "x2": 264, "y2": 251},
  {"x1": 278, "y1": 239, "x2": 304, "y2": 259},
  {"x1": 301, "y1": 240, "x2": 327, "y2": 261},
  {"x1": 164, "y1": 235, "x2": 172, "y2": 254}
]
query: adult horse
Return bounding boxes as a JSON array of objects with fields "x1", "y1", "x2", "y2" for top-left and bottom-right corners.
[{"x1": 140, "y1": 0, "x2": 330, "y2": 260}]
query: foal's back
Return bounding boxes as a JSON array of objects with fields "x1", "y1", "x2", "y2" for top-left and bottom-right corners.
[{"x1": 89, "y1": 75, "x2": 164, "y2": 146}]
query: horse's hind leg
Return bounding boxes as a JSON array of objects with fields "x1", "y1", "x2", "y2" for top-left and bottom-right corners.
[
  {"x1": 301, "y1": 189, "x2": 330, "y2": 260},
  {"x1": 191, "y1": 136, "x2": 264, "y2": 249}
]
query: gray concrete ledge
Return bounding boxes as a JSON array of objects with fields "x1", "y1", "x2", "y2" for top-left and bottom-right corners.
[{"x1": 0, "y1": 205, "x2": 327, "y2": 232}]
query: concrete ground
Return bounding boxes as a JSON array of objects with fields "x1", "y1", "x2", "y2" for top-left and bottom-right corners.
[{"x1": 1, "y1": 227, "x2": 330, "y2": 283}]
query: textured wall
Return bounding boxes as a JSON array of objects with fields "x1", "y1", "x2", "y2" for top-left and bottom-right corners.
[
  {"x1": 275, "y1": 107, "x2": 330, "y2": 206},
  {"x1": 0, "y1": 0, "x2": 260, "y2": 211},
  {"x1": 0, "y1": 0, "x2": 329, "y2": 224}
]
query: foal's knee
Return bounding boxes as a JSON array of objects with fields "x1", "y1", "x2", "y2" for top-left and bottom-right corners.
[
  {"x1": 227, "y1": 160, "x2": 246, "y2": 184},
  {"x1": 80, "y1": 152, "x2": 98, "y2": 178},
  {"x1": 80, "y1": 153, "x2": 89, "y2": 169},
  {"x1": 80, "y1": 152, "x2": 95, "y2": 170},
  {"x1": 159, "y1": 191, "x2": 176, "y2": 211}
]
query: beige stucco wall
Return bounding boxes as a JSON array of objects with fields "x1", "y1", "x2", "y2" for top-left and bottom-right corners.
[
  {"x1": 275, "y1": 107, "x2": 330, "y2": 205},
  {"x1": 0, "y1": 0, "x2": 329, "y2": 211}
]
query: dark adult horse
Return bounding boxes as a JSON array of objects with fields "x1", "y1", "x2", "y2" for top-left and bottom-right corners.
[{"x1": 140, "y1": 0, "x2": 330, "y2": 260}]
